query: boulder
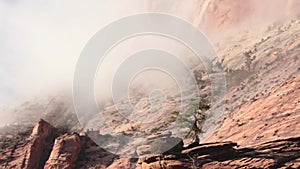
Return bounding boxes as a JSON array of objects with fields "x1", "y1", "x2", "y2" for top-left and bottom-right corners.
[
  {"x1": 137, "y1": 132, "x2": 184, "y2": 157},
  {"x1": 44, "y1": 133, "x2": 81, "y2": 169},
  {"x1": 0, "y1": 119, "x2": 57, "y2": 169}
]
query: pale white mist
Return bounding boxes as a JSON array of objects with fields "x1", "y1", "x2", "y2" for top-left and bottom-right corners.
[{"x1": 0, "y1": 0, "x2": 299, "y2": 126}]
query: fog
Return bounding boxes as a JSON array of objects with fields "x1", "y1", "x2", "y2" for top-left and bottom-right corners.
[
  {"x1": 0, "y1": 0, "x2": 198, "y2": 107},
  {"x1": 0, "y1": 0, "x2": 200, "y2": 125},
  {"x1": 0, "y1": 0, "x2": 141, "y2": 106},
  {"x1": 0, "y1": 0, "x2": 299, "y2": 126}
]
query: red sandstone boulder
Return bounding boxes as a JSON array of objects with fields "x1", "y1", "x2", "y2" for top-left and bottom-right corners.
[
  {"x1": 0, "y1": 119, "x2": 56, "y2": 169},
  {"x1": 44, "y1": 133, "x2": 82, "y2": 169}
]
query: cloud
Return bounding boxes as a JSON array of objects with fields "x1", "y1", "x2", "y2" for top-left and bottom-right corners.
[{"x1": 0, "y1": 0, "x2": 147, "y2": 106}]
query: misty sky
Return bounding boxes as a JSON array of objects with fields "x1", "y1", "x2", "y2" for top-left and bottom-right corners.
[
  {"x1": 1, "y1": 0, "x2": 298, "y2": 107},
  {"x1": 0, "y1": 0, "x2": 144, "y2": 106},
  {"x1": 0, "y1": 0, "x2": 199, "y2": 107}
]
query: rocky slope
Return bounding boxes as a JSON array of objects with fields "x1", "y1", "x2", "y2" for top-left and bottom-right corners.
[
  {"x1": 202, "y1": 18, "x2": 300, "y2": 146},
  {"x1": 0, "y1": 1, "x2": 299, "y2": 168},
  {"x1": 206, "y1": 75, "x2": 300, "y2": 146},
  {"x1": 0, "y1": 119, "x2": 57, "y2": 169},
  {"x1": 0, "y1": 119, "x2": 299, "y2": 168},
  {"x1": 199, "y1": 0, "x2": 300, "y2": 36},
  {"x1": 147, "y1": 0, "x2": 300, "y2": 39}
]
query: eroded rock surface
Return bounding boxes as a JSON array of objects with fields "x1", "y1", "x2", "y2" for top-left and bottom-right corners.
[
  {"x1": 0, "y1": 119, "x2": 299, "y2": 169},
  {"x1": 0, "y1": 119, "x2": 56, "y2": 169},
  {"x1": 207, "y1": 76, "x2": 300, "y2": 146},
  {"x1": 44, "y1": 134, "x2": 81, "y2": 169},
  {"x1": 140, "y1": 137, "x2": 300, "y2": 169}
]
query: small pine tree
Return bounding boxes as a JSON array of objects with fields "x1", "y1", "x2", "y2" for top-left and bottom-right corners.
[{"x1": 244, "y1": 51, "x2": 256, "y2": 72}]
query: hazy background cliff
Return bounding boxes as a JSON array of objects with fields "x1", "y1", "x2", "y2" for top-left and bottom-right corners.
[{"x1": 0, "y1": 0, "x2": 299, "y2": 127}]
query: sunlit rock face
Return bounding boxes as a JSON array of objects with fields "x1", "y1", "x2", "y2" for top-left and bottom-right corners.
[
  {"x1": 147, "y1": 0, "x2": 300, "y2": 39},
  {"x1": 199, "y1": 0, "x2": 300, "y2": 35}
]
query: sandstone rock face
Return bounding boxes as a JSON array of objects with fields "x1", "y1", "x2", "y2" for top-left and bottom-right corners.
[
  {"x1": 106, "y1": 158, "x2": 134, "y2": 169},
  {"x1": 0, "y1": 2, "x2": 299, "y2": 169},
  {"x1": 181, "y1": 141, "x2": 237, "y2": 156},
  {"x1": 207, "y1": 76, "x2": 300, "y2": 146},
  {"x1": 44, "y1": 134, "x2": 82, "y2": 169},
  {"x1": 136, "y1": 132, "x2": 184, "y2": 160},
  {"x1": 141, "y1": 160, "x2": 192, "y2": 169},
  {"x1": 140, "y1": 137, "x2": 300, "y2": 169},
  {"x1": 24, "y1": 119, "x2": 57, "y2": 169},
  {"x1": 201, "y1": 137, "x2": 300, "y2": 168},
  {"x1": 0, "y1": 119, "x2": 56, "y2": 169},
  {"x1": 200, "y1": 0, "x2": 300, "y2": 36},
  {"x1": 72, "y1": 135, "x2": 118, "y2": 169},
  {"x1": 1, "y1": 120, "x2": 300, "y2": 169}
]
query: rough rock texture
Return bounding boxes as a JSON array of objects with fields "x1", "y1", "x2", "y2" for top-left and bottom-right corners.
[
  {"x1": 207, "y1": 75, "x2": 300, "y2": 146},
  {"x1": 0, "y1": 119, "x2": 56, "y2": 169},
  {"x1": 0, "y1": 2, "x2": 299, "y2": 169},
  {"x1": 1, "y1": 119, "x2": 300, "y2": 169},
  {"x1": 202, "y1": 137, "x2": 300, "y2": 169},
  {"x1": 141, "y1": 160, "x2": 192, "y2": 169},
  {"x1": 44, "y1": 134, "x2": 81, "y2": 169},
  {"x1": 137, "y1": 132, "x2": 184, "y2": 158},
  {"x1": 199, "y1": 0, "x2": 300, "y2": 36},
  {"x1": 201, "y1": 18, "x2": 300, "y2": 146},
  {"x1": 24, "y1": 119, "x2": 57, "y2": 169},
  {"x1": 140, "y1": 137, "x2": 300, "y2": 169},
  {"x1": 73, "y1": 135, "x2": 118, "y2": 169},
  {"x1": 106, "y1": 158, "x2": 135, "y2": 169}
]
